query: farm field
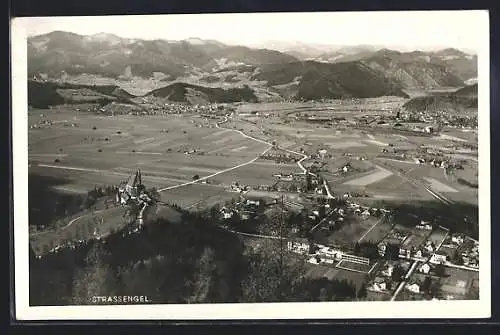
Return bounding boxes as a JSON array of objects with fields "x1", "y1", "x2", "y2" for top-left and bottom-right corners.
[
  {"x1": 400, "y1": 229, "x2": 432, "y2": 250},
  {"x1": 29, "y1": 109, "x2": 277, "y2": 201},
  {"x1": 336, "y1": 260, "x2": 373, "y2": 273},
  {"x1": 439, "y1": 267, "x2": 479, "y2": 300},
  {"x1": 159, "y1": 183, "x2": 240, "y2": 209},
  {"x1": 357, "y1": 221, "x2": 394, "y2": 244},
  {"x1": 428, "y1": 227, "x2": 449, "y2": 248},
  {"x1": 315, "y1": 216, "x2": 384, "y2": 248},
  {"x1": 343, "y1": 165, "x2": 393, "y2": 186}
]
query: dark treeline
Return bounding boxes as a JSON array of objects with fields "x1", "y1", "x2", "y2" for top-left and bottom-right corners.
[
  {"x1": 30, "y1": 208, "x2": 357, "y2": 305},
  {"x1": 29, "y1": 174, "x2": 119, "y2": 229}
]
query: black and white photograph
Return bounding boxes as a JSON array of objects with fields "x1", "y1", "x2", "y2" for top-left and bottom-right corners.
[{"x1": 11, "y1": 10, "x2": 491, "y2": 320}]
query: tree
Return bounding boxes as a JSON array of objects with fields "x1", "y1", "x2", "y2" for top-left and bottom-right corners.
[
  {"x1": 192, "y1": 174, "x2": 200, "y2": 180},
  {"x1": 305, "y1": 174, "x2": 312, "y2": 191},
  {"x1": 357, "y1": 283, "x2": 367, "y2": 299},
  {"x1": 422, "y1": 276, "x2": 432, "y2": 293},
  {"x1": 71, "y1": 242, "x2": 117, "y2": 304},
  {"x1": 385, "y1": 243, "x2": 400, "y2": 260},
  {"x1": 391, "y1": 265, "x2": 405, "y2": 282},
  {"x1": 434, "y1": 263, "x2": 446, "y2": 277},
  {"x1": 187, "y1": 247, "x2": 217, "y2": 303},
  {"x1": 318, "y1": 287, "x2": 328, "y2": 301},
  {"x1": 452, "y1": 251, "x2": 464, "y2": 265}
]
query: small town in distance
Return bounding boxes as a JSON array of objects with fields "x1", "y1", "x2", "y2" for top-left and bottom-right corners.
[{"x1": 27, "y1": 31, "x2": 479, "y2": 304}]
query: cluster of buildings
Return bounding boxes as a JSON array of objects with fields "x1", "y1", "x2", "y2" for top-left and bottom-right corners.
[
  {"x1": 442, "y1": 233, "x2": 479, "y2": 268},
  {"x1": 219, "y1": 196, "x2": 268, "y2": 221},
  {"x1": 116, "y1": 169, "x2": 152, "y2": 225},
  {"x1": 259, "y1": 152, "x2": 298, "y2": 164},
  {"x1": 400, "y1": 110, "x2": 477, "y2": 130},
  {"x1": 287, "y1": 239, "x2": 371, "y2": 268}
]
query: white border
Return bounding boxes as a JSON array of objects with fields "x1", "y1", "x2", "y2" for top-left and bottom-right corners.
[{"x1": 12, "y1": 11, "x2": 491, "y2": 320}]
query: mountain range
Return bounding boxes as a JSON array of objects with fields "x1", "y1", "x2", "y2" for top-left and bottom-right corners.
[{"x1": 28, "y1": 31, "x2": 478, "y2": 103}]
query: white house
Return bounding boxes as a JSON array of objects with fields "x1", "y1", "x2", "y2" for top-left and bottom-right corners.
[
  {"x1": 246, "y1": 199, "x2": 260, "y2": 206},
  {"x1": 371, "y1": 281, "x2": 387, "y2": 292},
  {"x1": 451, "y1": 235, "x2": 464, "y2": 245},
  {"x1": 430, "y1": 252, "x2": 448, "y2": 264},
  {"x1": 425, "y1": 244, "x2": 435, "y2": 253},
  {"x1": 406, "y1": 283, "x2": 420, "y2": 293},
  {"x1": 381, "y1": 264, "x2": 394, "y2": 277},
  {"x1": 320, "y1": 258, "x2": 335, "y2": 264},
  {"x1": 419, "y1": 263, "x2": 431, "y2": 274}
]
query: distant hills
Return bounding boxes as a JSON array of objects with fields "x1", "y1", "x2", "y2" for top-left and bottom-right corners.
[
  {"x1": 402, "y1": 84, "x2": 478, "y2": 114},
  {"x1": 145, "y1": 82, "x2": 258, "y2": 104},
  {"x1": 28, "y1": 80, "x2": 137, "y2": 108},
  {"x1": 28, "y1": 80, "x2": 258, "y2": 107},
  {"x1": 251, "y1": 61, "x2": 409, "y2": 100},
  {"x1": 27, "y1": 31, "x2": 478, "y2": 102},
  {"x1": 28, "y1": 31, "x2": 298, "y2": 80}
]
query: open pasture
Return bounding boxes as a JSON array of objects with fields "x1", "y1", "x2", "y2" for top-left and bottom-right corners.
[
  {"x1": 343, "y1": 165, "x2": 393, "y2": 186},
  {"x1": 400, "y1": 230, "x2": 431, "y2": 250},
  {"x1": 423, "y1": 177, "x2": 459, "y2": 193},
  {"x1": 29, "y1": 110, "x2": 273, "y2": 200},
  {"x1": 316, "y1": 216, "x2": 382, "y2": 248},
  {"x1": 427, "y1": 227, "x2": 449, "y2": 248},
  {"x1": 159, "y1": 184, "x2": 239, "y2": 208},
  {"x1": 357, "y1": 221, "x2": 394, "y2": 244},
  {"x1": 439, "y1": 267, "x2": 479, "y2": 299}
]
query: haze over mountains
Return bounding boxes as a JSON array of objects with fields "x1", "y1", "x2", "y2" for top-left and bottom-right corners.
[{"x1": 28, "y1": 31, "x2": 477, "y2": 104}]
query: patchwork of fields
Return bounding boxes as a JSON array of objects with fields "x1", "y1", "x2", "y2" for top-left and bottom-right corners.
[{"x1": 29, "y1": 109, "x2": 272, "y2": 197}]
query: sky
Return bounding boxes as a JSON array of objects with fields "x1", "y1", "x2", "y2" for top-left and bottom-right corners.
[{"x1": 17, "y1": 10, "x2": 487, "y2": 53}]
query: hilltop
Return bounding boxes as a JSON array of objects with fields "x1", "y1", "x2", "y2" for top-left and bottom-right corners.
[
  {"x1": 402, "y1": 84, "x2": 478, "y2": 114},
  {"x1": 252, "y1": 61, "x2": 409, "y2": 100},
  {"x1": 308, "y1": 47, "x2": 476, "y2": 86},
  {"x1": 28, "y1": 80, "x2": 137, "y2": 108},
  {"x1": 145, "y1": 82, "x2": 259, "y2": 104}
]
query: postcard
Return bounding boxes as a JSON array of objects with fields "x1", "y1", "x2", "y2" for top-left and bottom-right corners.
[{"x1": 11, "y1": 10, "x2": 491, "y2": 320}]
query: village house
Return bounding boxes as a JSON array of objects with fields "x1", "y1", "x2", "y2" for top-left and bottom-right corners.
[
  {"x1": 399, "y1": 247, "x2": 412, "y2": 259},
  {"x1": 378, "y1": 243, "x2": 387, "y2": 257},
  {"x1": 414, "y1": 249, "x2": 424, "y2": 259},
  {"x1": 381, "y1": 264, "x2": 394, "y2": 277},
  {"x1": 430, "y1": 252, "x2": 448, "y2": 264},
  {"x1": 416, "y1": 220, "x2": 433, "y2": 230},
  {"x1": 406, "y1": 283, "x2": 421, "y2": 294},
  {"x1": 424, "y1": 242, "x2": 435, "y2": 253},
  {"x1": 451, "y1": 234, "x2": 465, "y2": 245},
  {"x1": 370, "y1": 277, "x2": 388, "y2": 292},
  {"x1": 245, "y1": 198, "x2": 261, "y2": 207},
  {"x1": 220, "y1": 207, "x2": 233, "y2": 219},
  {"x1": 418, "y1": 263, "x2": 431, "y2": 274},
  {"x1": 361, "y1": 209, "x2": 371, "y2": 218},
  {"x1": 287, "y1": 240, "x2": 310, "y2": 254}
]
